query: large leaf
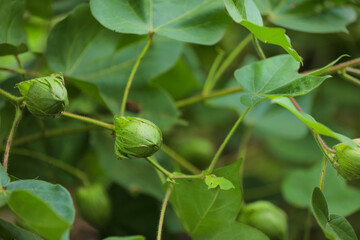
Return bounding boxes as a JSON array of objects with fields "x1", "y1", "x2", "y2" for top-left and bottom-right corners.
[
  {"x1": 0, "y1": 0, "x2": 28, "y2": 56},
  {"x1": 7, "y1": 180, "x2": 75, "y2": 240},
  {"x1": 311, "y1": 187, "x2": 358, "y2": 240},
  {"x1": 47, "y1": 4, "x2": 184, "y2": 128},
  {"x1": 195, "y1": 221, "x2": 270, "y2": 240},
  {"x1": 0, "y1": 218, "x2": 42, "y2": 240},
  {"x1": 103, "y1": 237, "x2": 145, "y2": 240},
  {"x1": 254, "y1": 0, "x2": 357, "y2": 33},
  {"x1": 283, "y1": 163, "x2": 360, "y2": 216},
  {"x1": 171, "y1": 160, "x2": 242, "y2": 237},
  {"x1": 271, "y1": 97, "x2": 356, "y2": 147},
  {"x1": 90, "y1": 0, "x2": 230, "y2": 45},
  {"x1": 91, "y1": 131, "x2": 164, "y2": 200},
  {"x1": 234, "y1": 55, "x2": 329, "y2": 107},
  {"x1": 224, "y1": 0, "x2": 301, "y2": 61}
]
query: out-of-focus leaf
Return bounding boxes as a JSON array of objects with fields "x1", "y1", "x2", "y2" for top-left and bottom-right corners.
[
  {"x1": 0, "y1": 218, "x2": 42, "y2": 240},
  {"x1": 152, "y1": 58, "x2": 200, "y2": 100},
  {"x1": 0, "y1": 0, "x2": 28, "y2": 56},
  {"x1": 103, "y1": 236, "x2": 145, "y2": 240},
  {"x1": 254, "y1": 0, "x2": 357, "y2": 33},
  {"x1": 26, "y1": 0, "x2": 52, "y2": 19},
  {"x1": 283, "y1": 163, "x2": 360, "y2": 216},
  {"x1": 90, "y1": 0, "x2": 229, "y2": 45}
]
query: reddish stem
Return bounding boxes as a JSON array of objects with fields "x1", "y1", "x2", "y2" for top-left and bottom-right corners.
[{"x1": 289, "y1": 97, "x2": 336, "y2": 153}]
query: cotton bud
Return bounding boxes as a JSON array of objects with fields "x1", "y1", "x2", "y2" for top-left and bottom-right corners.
[
  {"x1": 332, "y1": 139, "x2": 360, "y2": 180},
  {"x1": 114, "y1": 116, "x2": 162, "y2": 159},
  {"x1": 17, "y1": 73, "x2": 68, "y2": 118},
  {"x1": 238, "y1": 201, "x2": 288, "y2": 240},
  {"x1": 75, "y1": 183, "x2": 111, "y2": 228}
]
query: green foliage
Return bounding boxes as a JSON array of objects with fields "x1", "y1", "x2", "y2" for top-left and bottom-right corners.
[
  {"x1": 0, "y1": 0, "x2": 359, "y2": 239},
  {"x1": 312, "y1": 187, "x2": 358, "y2": 240}
]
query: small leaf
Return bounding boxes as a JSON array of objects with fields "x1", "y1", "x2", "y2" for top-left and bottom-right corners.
[
  {"x1": 0, "y1": 218, "x2": 42, "y2": 240},
  {"x1": 270, "y1": 97, "x2": 356, "y2": 147},
  {"x1": 254, "y1": 0, "x2": 357, "y2": 33},
  {"x1": 205, "y1": 175, "x2": 235, "y2": 190},
  {"x1": 224, "y1": 0, "x2": 301, "y2": 61},
  {"x1": 0, "y1": 0, "x2": 28, "y2": 56},
  {"x1": 311, "y1": 187, "x2": 358, "y2": 240},
  {"x1": 90, "y1": 0, "x2": 230, "y2": 45},
  {"x1": 308, "y1": 55, "x2": 349, "y2": 76},
  {"x1": 235, "y1": 55, "x2": 328, "y2": 107}
]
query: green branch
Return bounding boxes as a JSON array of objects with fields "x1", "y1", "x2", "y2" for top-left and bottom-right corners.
[
  {"x1": 14, "y1": 55, "x2": 26, "y2": 81},
  {"x1": 0, "y1": 88, "x2": 23, "y2": 104},
  {"x1": 120, "y1": 34, "x2": 153, "y2": 116},
  {"x1": 203, "y1": 48, "x2": 225, "y2": 94},
  {"x1": 3, "y1": 106, "x2": 23, "y2": 172},
  {"x1": 161, "y1": 144, "x2": 201, "y2": 174},
  {"x1": 175, "y1": 86, "x2": 242, "y2": 108},
  {"x1": 207, "y1": 107, "x2": 250, "y2": 173},
  {"x1": 157, "y1": 183, "x2": 173, "y2": 240},
  {"x1": 252, "y1": 34, "x2": 266, "y2": 60},
  {"x1": 61, "y1": 112, "x2": 114, "y2": 131}
]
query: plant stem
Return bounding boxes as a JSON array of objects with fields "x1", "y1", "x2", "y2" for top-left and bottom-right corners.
[
  {"x1": 203, "y1": 48, "x2": 225, "y2": 94},
  {"x1": 212, "y1": 34, "x2": 252, "y2": 88},
  {"x1": 341, "y1": 72, "x2": 360, "y2": 86},
  {"x1": 145, "y1": 157, "x2": 172, "y2": 178},
  {"x1": 176, "y1": 87, "x2": 242, "y2": 108},
  {"x1": 172, "y1": 174, "x2": 203, "y2": 179},
  {"x1": 0, "y1": 67, "x2": 41, "y2": 77},
  {"x1": 3, "y1": 106, "x2": 22, "y2": 172},
  {"x1": 61, "y1": 112, "x2": 114, "y2": 131},
  {"x1": 7, "y1": 125, "x2": 96, "y2": 149},
  {"x1": 0, "y1": 88, "x2": 23, "y2": 104},
  {"x1": 14, "y1": 55, "x2": 26, "y2": 81},
  {"x1": 161, "y1": 144, "x2": 201, "y2": 174},
  {"x1": 319, "y1": 157, "x2": 327, "y2": 191},
  {"x1": 346, "y1": 67, "x2": 360, "y2": 76},
  {"x1": 157, "y1": 184, "x2": 173, "y2": 240},
  {"x1": 11, "y1": 148, "x2": 90, "y2": 186},
  {"x1": 252, "y1": 34, "x2": 266, "y2": 60},
  {"x1": 207, "y1": 107, "x2": 250, "y2": 173},
  {"x1": 120, "y1": 34, "x2": 153, "y2": 116}
]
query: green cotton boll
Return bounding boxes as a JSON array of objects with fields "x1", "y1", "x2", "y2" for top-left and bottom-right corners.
[
  {"x1": 75, "y1": 183, "x2": 112, "y2": 228},
  {"x1": 238, "y1": 201, "x2": 288, "y2": 240},
  {"x1": 332, "y1": 138, "x2": 360, "y2": 181},
  {"x1": 114, "y1": 116, "x2": 163, "y2": 159},
  {"x1": 16, "y1": 73, "x2": 69, "y2": 118}
]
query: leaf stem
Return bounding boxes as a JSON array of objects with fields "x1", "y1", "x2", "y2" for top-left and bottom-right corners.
[
  {"x1": 120, "y1": 34, "x2": 153, "y2": 116},
  {"x1": 176, "y1": 86, "x2": 242, "y2": 108},
  {"x1": 207, "y1": 107, "x2": 250, "y2": 173},
  {"x1": 145, "y1": 157, "x2": 172, "y2": 178},
  {"x1": 161, "y1": 144, "x2": 201, "y2": 174},
  {"x1": 61, "y1": 112, "x2": 114, "y2": 131},
  {"x1": 346, "y1": 67, "x2": 360, "y2": 76},
  {"x1": 238, "y1": 126, "x2": 253, "y2": 188},
  {"x1": 14, "y1": 55, "x2": 26, "y2": 81},
  {"x1": 319, "y1": 156, "x2": 327, "y2": 191},
  {"x1": 0, "y1": 67, "x2": 41, "y2": 77},
  {"x1": 0, "y1": 88, "x2": 23, "y2": 104},
  {"x1": 341, "y1": 71, "x2": 360, "y2": 86},
  {"x1": 212, "y1": 34, "x2": 252, "y2": 88},
  {"x1": 3, "y1": 106, "x2": 22, "y2": 172},
  {"x1": 202, "y1": 48, "x2": 225, "y2": 94},
  {"x1": 157, "y1": 183, "x2": 173, "y2": 240},
  {"x1": 11, "y1": 148, "x2": 90, "y2": 186},
  {"x1": 252, "y1": 34, "x2": 266, "y2": 60}
]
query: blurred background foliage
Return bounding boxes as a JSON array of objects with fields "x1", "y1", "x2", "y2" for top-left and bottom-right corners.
[{"x1": 0, "y1": 0, "x2": 359, "y2": 239}]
